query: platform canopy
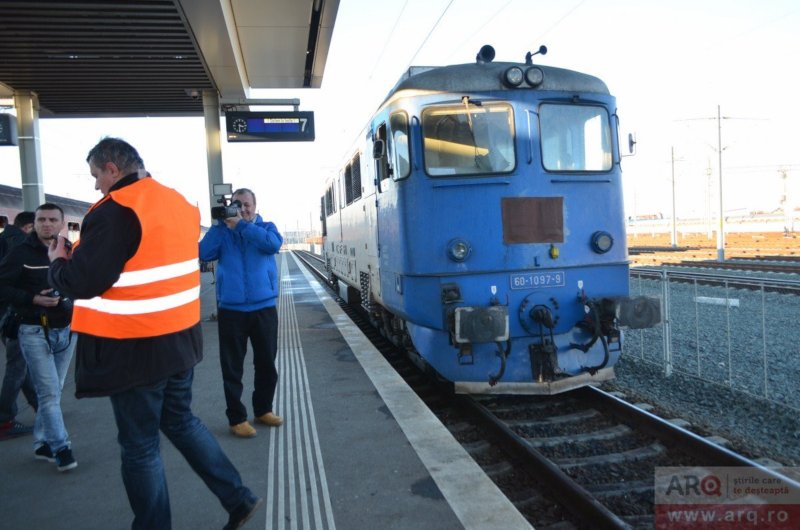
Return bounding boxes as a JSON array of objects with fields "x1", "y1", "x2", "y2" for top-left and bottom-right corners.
[{"x1": 0, "y1": 0, "x2": 339, "y2": 117}]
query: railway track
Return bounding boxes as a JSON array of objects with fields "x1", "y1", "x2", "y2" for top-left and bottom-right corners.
[
  {"x1": 462, "y1": 389, "x2": 800, "y2": 529},
  {"x1": 672, "y1": 259, "x2": 800, "y2": 275},
  {"x1": 292, "y1": 250, "x2": 800, "y2": 529},
  {"x1": 632, "y1": 265, "x2": 800, "y2": 297}
]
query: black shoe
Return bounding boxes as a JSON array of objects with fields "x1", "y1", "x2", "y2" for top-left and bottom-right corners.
[
  {"x1": 34, "y1": 444, "x2": 55, "y2": 462},
  {"x1": 55, "y1": 447, "x2": 77, "y2": 472},
  {"x1": 0, "y1": 420, "x2": 33, "y2": 439},
  {"x1": 224, "y1": 497, "x2": 263, "y2": 530}
]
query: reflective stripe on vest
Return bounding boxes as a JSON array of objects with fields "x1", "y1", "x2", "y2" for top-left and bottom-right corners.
[{"x1": 71, "y1": 177, "x2": 201, "y2": 339}]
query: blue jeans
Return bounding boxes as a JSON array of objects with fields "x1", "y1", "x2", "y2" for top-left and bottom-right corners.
[
  {"x1": 18, "y1": 324, "x2": 75, "y2": 453},
  {"x1": 0, "y1": 337, "x2": 38, "y2": 423},
  {"x1": 109, "y1": 369, "x2": 255, "y2": 530}
]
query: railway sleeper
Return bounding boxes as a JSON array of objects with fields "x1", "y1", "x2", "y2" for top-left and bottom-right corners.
[
  {"x1": 461, "y1": 440, "x2": 491, "y2": 455},
  {"x1": 508, "y1": 491, "x2": 547, "y2": 512},
  {"x1": 479, "y1": 397, "x2": 583, "y2": 414},
  {"x1": 554, "y1": 442, "x2": 666, "y2": 469},
  {"x1": 481, "y1": 460, "x2": 514, "y2": 478},
  {"x1": 525, "y1": 424, "x2": 632, "y2": 448},
  {"x1": 505, "y1": 408, "x2": 599, "y2": 427},
  {"x1": 583, "y1": 479, "x2": 654, "y2": 498},
  {"x1": 446, "y1": 422, "x2": 473, "y2": 435}
]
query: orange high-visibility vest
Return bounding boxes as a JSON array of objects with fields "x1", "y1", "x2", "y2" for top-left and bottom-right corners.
[{"x1": 71, "y1": 177, "x2": 200, "y2": 339}]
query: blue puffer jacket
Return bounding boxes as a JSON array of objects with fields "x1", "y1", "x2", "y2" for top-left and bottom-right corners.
[{"x1": 199, "y1": 214, "x2": 283, "y2": 311}]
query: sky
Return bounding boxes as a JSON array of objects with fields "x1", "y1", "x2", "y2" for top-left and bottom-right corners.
[{"x1": 1, "y1": 0, "x2": 798, "y2": 232}]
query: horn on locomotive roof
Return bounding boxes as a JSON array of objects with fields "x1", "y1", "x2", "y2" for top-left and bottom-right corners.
[
  {"x1": 525, "y1": 45, "x2": 548, "y2": 65},
  {"x1": 476, "y1": 45, "x2": 495, "y2": 64}
]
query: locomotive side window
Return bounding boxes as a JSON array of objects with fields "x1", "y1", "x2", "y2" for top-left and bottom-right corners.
[
  {"x1": 324, "y1": 185, "x2": 335, "y2": 217},
  {"x1": 344, "y1": 162, "x2": 354, "y2": 205},
  {"x1": 540, "y1": 104, "x2": 612, "y2": 172},
  {"x1": 351, "y1": 153, "x2": 362, "y2": 201},
  {"x1": 389, "y1": 112, "x2": 410, "y2": 180},
  {"x1": 320, "y1": 196, "x2": 327, "y2": 236},
  {"x1": 421, "y1": 103, "x2": 515, "y2": 176}
]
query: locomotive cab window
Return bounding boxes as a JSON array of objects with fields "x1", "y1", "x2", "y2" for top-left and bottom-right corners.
[
  {"x1": 390, "y1": 112, "x2": 410, "y2": 180},
  {"x1": 422, "y1": 103, "x2": 515, "y2": 176},
  {"x1": 540, "y1": 104, "x2": 612, "y2": 172}
]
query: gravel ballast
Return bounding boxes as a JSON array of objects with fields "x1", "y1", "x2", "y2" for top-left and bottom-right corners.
[{"x1": 604, "y1": 358, "x2": 800, "y2": 466}]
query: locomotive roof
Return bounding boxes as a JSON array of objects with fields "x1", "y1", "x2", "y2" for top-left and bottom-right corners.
[{"x1": 386, "y1": 62, "x2": 609, "y2": 100}]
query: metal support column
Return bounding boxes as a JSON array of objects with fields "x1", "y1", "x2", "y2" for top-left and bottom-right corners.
[
  {"x1": 203, "y1": 89, "x2": 224, "y2": 208},
  {"x1": 14, "y1": 91, "x2": 46, "y2": 210}
]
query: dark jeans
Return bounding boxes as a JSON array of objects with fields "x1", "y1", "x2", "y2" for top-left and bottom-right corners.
[
  {"x1": 0, "y1": 337, "x2": 38, "y2": 423},
  {"x1": 217, "y1": 306, "x2": 278, "y2": 425},
  {"x1": 109, "y1": 369, "x2": 255, "y2": 530}
]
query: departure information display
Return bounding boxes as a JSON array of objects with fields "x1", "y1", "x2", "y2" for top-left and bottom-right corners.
[
  {"x1": 225, "y1": 111, "x2": 315, "y2": 142},
  {"x1": 0, "y1": 114, "x2": 18, "y2": 146}
]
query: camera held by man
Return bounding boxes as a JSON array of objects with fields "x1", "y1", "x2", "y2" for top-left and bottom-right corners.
[{"x1": 210, "y1": 199, "x2": 242, "y2": 220}]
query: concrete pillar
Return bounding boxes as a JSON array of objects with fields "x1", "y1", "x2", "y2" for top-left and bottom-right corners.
[{"x1": 14, "y1": 91, "x2": 46, "y2": 210}]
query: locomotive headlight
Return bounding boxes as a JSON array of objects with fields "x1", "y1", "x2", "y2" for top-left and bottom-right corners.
[
  {"x1": 590, "y1": 231, "x2": 614, "y2": 253},
  {"x1": 503, "y1": 66, "x2": 524, "y2": 87},
  {"x1": 524, "y1": 67, "x2": 544, "y2": 87},
  {"x1": 447, "y1": 238, "x2": 472, "y2": 262}
]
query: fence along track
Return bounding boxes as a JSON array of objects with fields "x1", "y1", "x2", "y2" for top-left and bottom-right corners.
[{"x1": 628, "y1": 267, "x2": 800, "y2": 410}]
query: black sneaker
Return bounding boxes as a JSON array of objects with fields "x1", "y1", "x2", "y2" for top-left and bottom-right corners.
[
  {"x1": 224, "y1": 496, "x2": 263, "y2": 530},
  {"x1": 34, "y1": 444, "x2": 55, "y2": 462},
  {"x1": 54, "y1": 447, "x2": 77, "y2": 472},
  {"x1": 0, "y1": 420, "x2": 33, "y2": 439}
]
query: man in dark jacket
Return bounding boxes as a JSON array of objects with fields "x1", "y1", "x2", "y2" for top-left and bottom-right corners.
[
  {"x1": 199, "y1": 188, "x2": 283, "y2": 438},
  {"x1": 0, "y1": 204, "x2": 76, "y2": 471},
  {"x1": 0, "y1": 211, "x2": 34, "y2": 257},
  {"x1": 48, "y1": 138, "x2": 261, "y2": 529},
  {"x1": 0, "y1": 211, "x2": 38, "y2": 439}
]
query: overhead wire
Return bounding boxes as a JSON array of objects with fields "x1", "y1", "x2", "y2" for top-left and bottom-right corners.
[
  {"x1": 404, "y1": 0, "x2": 456, "y2": 69},
  {"x1": 442, "y1": 0, "x2": 513, "y2": 63},
  {"x1": 366, "y1": 0, "x2": 409, "y2": 82},
  {"x1": 533, "y1": 0, "x2": 587, "y2": 43}
]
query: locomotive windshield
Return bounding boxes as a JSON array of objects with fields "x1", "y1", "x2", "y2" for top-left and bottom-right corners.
[
  {"x1": 540, "y1": 104, "x2": 612, "y2": 172},
  {"x1": 422, "y1": 103, "x2": 515, "y2": 176}
]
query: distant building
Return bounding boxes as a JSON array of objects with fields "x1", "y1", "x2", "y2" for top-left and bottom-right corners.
[
  {"x1": 282, "y1": 229, "x2": 321, "y2": 252},
  {"x1": 0, "y1": 183, "x2": 92, "y2": 240}
]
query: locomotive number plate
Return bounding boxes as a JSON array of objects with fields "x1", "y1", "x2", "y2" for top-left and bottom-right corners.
[{"x1": 509, "y1": 271, "x2": 565, "y2": 290}]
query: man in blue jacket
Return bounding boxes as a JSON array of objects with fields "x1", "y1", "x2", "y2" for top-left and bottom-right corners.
[{"x1": 199, "y1": 188, "x2": 283, "y2": 438}]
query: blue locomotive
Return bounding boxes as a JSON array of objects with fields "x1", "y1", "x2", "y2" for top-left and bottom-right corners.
[{"x1": 321, "y1": 45, "x2": 659, "y2": 394}]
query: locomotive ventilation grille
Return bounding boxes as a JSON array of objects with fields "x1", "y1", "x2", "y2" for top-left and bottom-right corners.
[{"x1": 359, "y1": 271, "x2": 372, "y2": 312}]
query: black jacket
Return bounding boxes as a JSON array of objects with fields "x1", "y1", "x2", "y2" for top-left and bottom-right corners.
[
  {"x1": 0, "y1": 224, "x2": 28, "y2": 261},
  {"x1": 0, "y1": 223, "x2": 30, "y2": 316},
  {"x1": 48, "y1": 173, "x2": 202, "y2": 398},
  {"x1": 0, "y1": 231, "x2": 73, "y2": 328}
]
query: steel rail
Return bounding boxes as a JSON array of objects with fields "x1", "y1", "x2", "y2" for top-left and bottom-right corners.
[
  {"x1": 578, "y1": 386, "x2": 800, "y2": 489},
  {"x1": 456, "y1": 394, "x2": 633, "y2": 530}
]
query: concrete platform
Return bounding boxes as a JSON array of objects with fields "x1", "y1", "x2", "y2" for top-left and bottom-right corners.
[{"x1": 0, "y1": 252, "x2": 531, "y2": 530}]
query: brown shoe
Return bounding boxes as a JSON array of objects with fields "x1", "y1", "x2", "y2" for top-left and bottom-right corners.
[
  {"x1": 255, "y1": 412, "x2": 283, "y2": 427},
  {"x1": 229, "y1": 421, "x2": 257, "y2": 438}
]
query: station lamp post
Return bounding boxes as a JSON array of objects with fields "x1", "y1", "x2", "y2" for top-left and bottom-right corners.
[{"x1": 716, "y1": 105, "x2": 725, "y2": 261}]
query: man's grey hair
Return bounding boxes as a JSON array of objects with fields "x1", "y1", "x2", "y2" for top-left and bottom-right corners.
[
  {"x1": 232, "y1": 188, "x2": 256, "y2": 205},
  {"x1": 86, "y1": 137, "x2": 145, "y2": 175}
]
